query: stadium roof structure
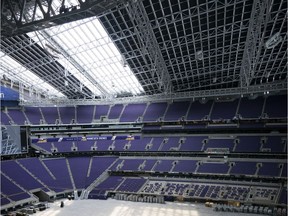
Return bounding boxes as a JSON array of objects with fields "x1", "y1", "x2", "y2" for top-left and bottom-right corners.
[{"x1": 1, "y1": 0, "x2": 287, "y2": 105}]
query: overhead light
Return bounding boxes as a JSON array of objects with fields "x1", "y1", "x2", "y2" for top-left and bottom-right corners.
[
  {"x1": 196, "y1": 51, "x2": 203, "y2": 60},
  {"x1": 265, "y1": 32, "x2": 282, "y2": 49}
]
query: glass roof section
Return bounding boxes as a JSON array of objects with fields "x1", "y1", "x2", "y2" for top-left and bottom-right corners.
[
  {"x1": 0, "y1": 51, "x2": 66, "y2": 98},
  {"x1": 27, "y1": 16, "x2": 144, "y2": 98}
]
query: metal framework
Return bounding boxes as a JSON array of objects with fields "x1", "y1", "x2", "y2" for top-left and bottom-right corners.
[
  {"x1": 1, "y1": 0, "x2": 287, "y2": 104},
  {"x1": 240, "y1": 0, "x2": 271, "y2": 87},
  {"x1": 1, "y1": 0, "x2": 125, "y2": 37},
  {"x1": 40, "y1": 30, "x2": 109, "y2": 96},
  {"x1": 126, "y1": 0, "x2": 171, "y2": 94},
  {"x1": 19, "y1": 82, "x2": 287, "y2": 106}
]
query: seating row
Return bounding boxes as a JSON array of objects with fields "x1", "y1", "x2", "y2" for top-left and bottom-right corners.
[
  {"x1": 33, "y1": 135, "x2": 287, "y2": 153},
  {"x1": 1, "y1": 95, "x2": 286, "y2": 125}
]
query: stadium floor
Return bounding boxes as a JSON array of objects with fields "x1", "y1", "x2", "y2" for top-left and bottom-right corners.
[{"x1": 33, "y1": 199, "x2": 265, "y2": 216}]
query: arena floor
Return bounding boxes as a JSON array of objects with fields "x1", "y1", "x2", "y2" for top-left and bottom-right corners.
[{"x1": 33, "y1": 199, "x2": 265, "y2": 216}]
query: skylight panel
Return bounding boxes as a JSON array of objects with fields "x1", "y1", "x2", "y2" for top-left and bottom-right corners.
[
  {"x1": 28, "y1": 15, "x2": 144, "y2": 98},
  {"x1": 0, "y1": 52, "x2": 66, "y2": 98}
]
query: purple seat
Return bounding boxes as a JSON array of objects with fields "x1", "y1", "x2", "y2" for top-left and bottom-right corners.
[
  {"x1": 142, "y1": 159, "x2": 157, "y2": 171},
  {"x1": 238, "y1": 97, "x2": 264, "y2": 119},
  {"x1": 120, "y1": 103, "x2": 147, "y2": 122},
  {"x1": 2, "y1": 161, "x2": 45, "y2": 191},
  {"x1": 8, "y1": 110, "x2": 27, "y2": 125},
  {"x1": 121, "y1": 159, "x2": 144, "y2": 171},
  {"x1": 153, "y1": 160, "x2": 173, "y2": 172},
  {"x1": 230, "y1": 162, "x2": 257, "y2": 175},
  {"x1": 17, "y1": 158, "x2": 59, "y2": 192},
  {"x1": 43, "y1": 158, "x2": 73, "y2": 191},
  {"x1": 235, "y1": 136, "x2": 261, "y2": 152},
  {"x1": 1, "y1": 111, "x2": 11, "y2": 125},
  {"x1": 1, "y1": 173, "x2": 26, "y2": 195},
  {"x1": 264, "y1": 95, "x2": 287, "y2": 118},
  {"x1": 210, "y1": 99, "x2": 239, "y2": 120},
  {"x1": 108, "y1": 104, "x2": 124, "y2": 119},
  {"x1": 86, "y1": 157, "x2": 117, "y2": 187},
  {"x1": 94, "y1": 105, "x2": 109, "y2": 120},
  {"x1": 58, "y1": 107, "x2": 75, "y2": 124},
  {"x1": 187, "y1": 100, "x2": 213, "y2": 120},
  {"x1": 68, "y1": 157, "x2": 90, "y2": 189},
  {"x1": 173, "y1": 160, "x2": 197, "y2": 173},
  {"x1": 148, "y1": 137, "x2": 164, "y2": 151},
  {"x1": 77, "y1": 140, "x2": 95, "y2": 152},
  {"x1": 204, "y1": 139, "x2": 235, "y2": 151},
  {"x1": 54, "y1": 141, "x2": 73, "y2": 152},
  {"x1": 179, "y1": 136, "x2": 206, "y2": 151},
  {"x1": 41, "y1": 107, "x2": 59, "y2": 124},
  {"x1": 164, "y1": 101, "x2": 190, "y2": 121},
  {"x1": 198, "y1": 163, "x2": 229, "y2": 174},
  {"x1": 258, "y1": 163, "x2": 280, "y2": 177},
  {"x1": 263, "y1": 136, "x2": 285, "y2": 153},
  {"x1": 117, "y1": 178, "x2": 146, "y2": 193},
  {"x1": 160, "y1": 137, "x2": 180, "y2": 151},
  {"x1": 143, "y1": 102, "x2": 167, "y2": 122},
  {"x1": 129, "y1": 138, "x2": 152, "y2": 151},
  {"x1": 77, "y1": 105, "x2": 94, "y2": 123},
  {"x1": 24, "y1": 107, "x2": 42, "y2": 124}
]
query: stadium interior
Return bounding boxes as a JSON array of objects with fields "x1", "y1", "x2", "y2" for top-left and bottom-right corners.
[{"x1": 0, "y1": 0, "x2": 287, "y2": 215}]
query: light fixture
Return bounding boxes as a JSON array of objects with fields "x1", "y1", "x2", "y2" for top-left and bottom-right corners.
[{"x1": 265, "y1": 32, "x2": 282, "y2": 49}]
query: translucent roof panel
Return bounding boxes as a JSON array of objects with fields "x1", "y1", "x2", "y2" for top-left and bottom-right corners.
[
  {"x1": 27, "y1": 16, "x2": 144, "y2": 98},
  {"x1": 0, "y1": 51, "x2": 66, "y2": 98}
]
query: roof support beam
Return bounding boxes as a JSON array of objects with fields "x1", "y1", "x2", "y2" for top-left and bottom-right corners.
[
  {"x1": 1, "y1": 0, "x2": 125, "y2": 37},
  {"x1": 40, "y1": 30, "x2": 109, "y2": 97},
  {"x1": 19, "y1": 82, "x2": 287, "y2": 106},
  {"x1": 240, "y1": 0, "x2": 271, "y2": 88},
  {"x1": 126, "y1": 0, "x2": 171, "y2": 94}
]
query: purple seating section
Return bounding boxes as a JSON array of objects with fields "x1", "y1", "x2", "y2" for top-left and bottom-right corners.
[
  {"x1": 43, "y1": 158, "x2": 73, "y2": 191},
  {"x1": 164, "y1": 101, "x2": 190, "y2": 121},
  {"x1": 0, "y1": 111, "x2": 11, "y2": 124},
  {"x1": 263, "y1": 136, "x2": 286, "y2": 153},
  {"x1": 141, "y1": 180, "x2": 279, "y2": 203},
  {"x1": 17, "y1": 157, "x2": 60, "y2": 192},
  {"x1": 1, "y1": 156, "x2": 286, "y2": 207},
  {"x1": 180, "y1": 136, "x2": 206, "y2": 151},
  {"x1": 238, "y1": 97, "x2": 264, "y2": 119},
  {"x1": 7, "y1": 109, "x2": 27, "y2": 125},
  {"x1": 258, "y1": 163, "x2": 281, "y2": 177},
  {"x1": 120, "y1": 103, "x2": 147, "y2": 122},
  {"x1": 94, "y1": 105, "x2": 109, "y2": 120},
  {"x1": 41, "y1": 107, "x2": 59, "y2": 124},
  {"x1": 2, "y1": 95, "x2": 286, "y2": 125},
  {"x1": 24, "y1": 107, "x2": 42, "y2": 124},
  {"x1": 173, "y1": 160, "x2": 197, "y2": 173},
  {"x1": 197, "y1": 163, "x2": 229, "y2": 174},
  {"x1": 58, "y1": 107, "x2": 75, "y2": 124},
  {"x1": 153, "y1": 160, "x2": 173, "y2": 172},
  {"x1": 230, "y1": 162, "x2": 257, "y2": 176},
  {"x1": 264, "y1": 95, "x2": 287, "y2": 118},
  {"x1": 143, "y1": 102, "x2": 167, "y2": 122},
  {"x1": 77, "y1": 105, "x2": 94, "y2": 123},
  {"x1": 187, "y1": 100, "x2": 213, "y2": 120},
  {"x1": 68, "y1": 157, "x2": 90, "y2": 189},
  {"x1": 32, "y1": 136, "x2": 286, "y2": 154},
  {"x1": 235, "y1": 136, "x2": 261, "y2": 152},
  {"x1": 161, "y1": 137, "x2": 180, "y2": 151},
  {"x1": 1, "y1": 161, "x2": 45, "y2": 191},
  {"x1": 210, "y1": 99, "x2": 239, "y2": 120},
  {"x1": 117, "y1": 178, "x2": 147, "y2": 193},
  {"x1": 204, "y1": 139, "x2": 235, "y2": 151},
  {"x1": 108, "y1": 104, "x2": 123, "y2": 119},
  {"x1": 86, "y1": 157, "x2": 117, "y2": 187}
]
